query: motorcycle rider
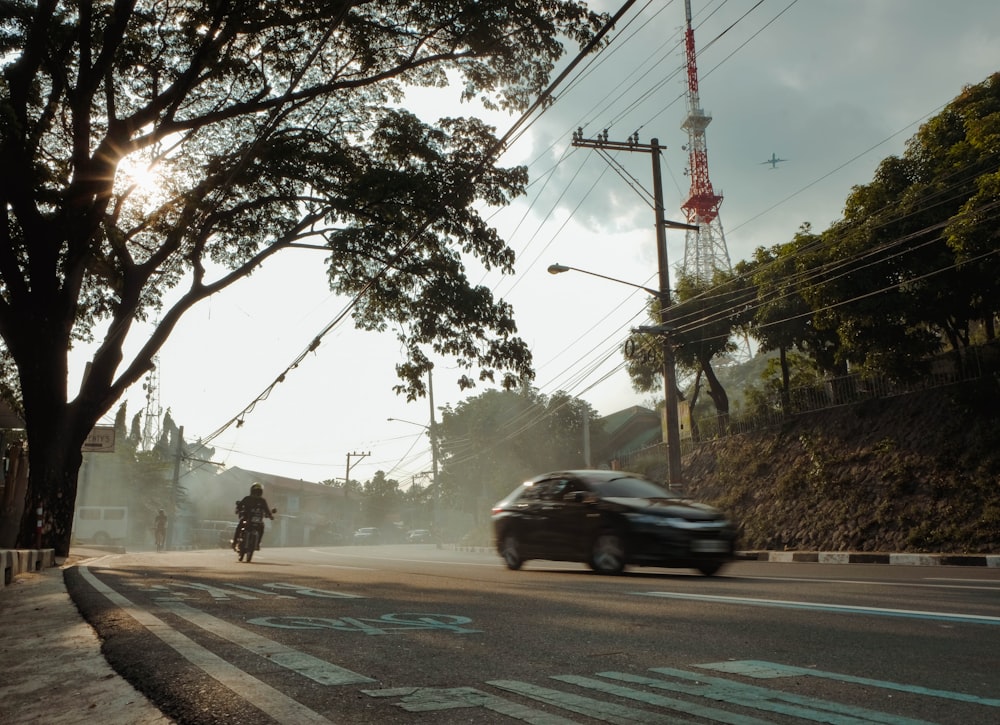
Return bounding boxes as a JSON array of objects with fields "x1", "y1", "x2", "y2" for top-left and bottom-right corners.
[{"x1": 233, "y1": 482, "x2": 274, "y2": 551}]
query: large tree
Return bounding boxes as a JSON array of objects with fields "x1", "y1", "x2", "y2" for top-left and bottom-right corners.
[
  {"x1": 0, "y1": 1, "x2": 609, "y2": 554},
  {"x1": 435, "y1": 386, "x2": 600, "y2": 522}
]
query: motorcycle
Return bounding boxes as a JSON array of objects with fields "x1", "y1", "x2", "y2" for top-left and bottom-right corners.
[{"x1": 234, "y1": 504, "x2": 277, "y2": 562}]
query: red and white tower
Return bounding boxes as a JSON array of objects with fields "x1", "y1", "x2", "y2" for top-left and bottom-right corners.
[{"x1": 680, "y1": 0, "x2": 731, "y2": 283}]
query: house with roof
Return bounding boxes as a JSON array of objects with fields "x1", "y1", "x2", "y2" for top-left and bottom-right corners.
[{"x1": 212, "y1": 467, "x2": 358, "y2": 547}]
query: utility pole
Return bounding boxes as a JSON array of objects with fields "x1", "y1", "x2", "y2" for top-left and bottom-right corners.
[
  {"x1": 171, "y1": 425, "x2": 183, "y2": 549},
  {"x1": 571, "y1": 130, "x2": 696, "y2": 490},
  {"x1": 345, "y1": 451, "x2": 370, "y2": 494},
  {"x1": 427, "y1": 367, "x2": 439, "y2": 526}
]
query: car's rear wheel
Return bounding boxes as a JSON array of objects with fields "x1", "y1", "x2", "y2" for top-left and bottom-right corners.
[
  {"x1": 696, "y1": 561, "x2": 723, "y2": 576},
  {"x1": 501, "y1": 534, "x2": 523, "y2": 570},
  {"x1": 590, "y1": 532, "x2": 626, "y2": 575}
]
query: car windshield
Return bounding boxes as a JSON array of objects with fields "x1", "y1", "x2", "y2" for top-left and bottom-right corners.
[{"x1": 590, "y1": 475, "x2": 676, "y2": 499}]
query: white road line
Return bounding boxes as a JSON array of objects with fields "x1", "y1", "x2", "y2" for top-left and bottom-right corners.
[
  {"x1": 731, "y1": 575, "x2": 1000, "y2": 591},
  {"x1": 637, "y1": 591, "x2": 1000, "y2": 625},
  {"x1": 156, "y1": 599, "x2": 374, "y2": 685},
  {"x1": 79, "y1": 565, "x2": 345, "y2": 724}
]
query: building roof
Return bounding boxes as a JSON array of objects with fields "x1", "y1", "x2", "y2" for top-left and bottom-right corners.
[{"x1": 595, "y1": 405, "x2": 662, "y2": 461}]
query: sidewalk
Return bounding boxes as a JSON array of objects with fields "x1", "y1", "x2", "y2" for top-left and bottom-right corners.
[{"x1": 0, "y1": 549, "x2": 173, "y2": 725}]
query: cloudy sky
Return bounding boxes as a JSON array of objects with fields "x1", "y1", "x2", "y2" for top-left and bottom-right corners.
[{"x1": 86, "y1": 0, "x2": 1000, "y2": 488}]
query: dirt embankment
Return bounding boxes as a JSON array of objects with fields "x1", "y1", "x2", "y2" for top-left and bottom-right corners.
[{"x1": 681, "y1": 377, "x2": 1000, "y2": 554}]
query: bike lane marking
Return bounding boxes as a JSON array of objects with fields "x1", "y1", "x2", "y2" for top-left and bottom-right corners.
[
  {"x1": 154, "y1": 598, "x2": 374, "y2": 685},
  {"x1": 249, "y1": 613, "x2": 481, "y2": 635},
  {"x1": 548, "y1": 674, "x2": 773, "y2": 725},
  {"x1": 698, "y1": 661, "x2": 1000, "y2": 708},
  {"x1": 78, "y1": 565, "x2": 337, "y2": 724},
  {"x1": 636, "y1": 591, "x2": 1000, "y2": 626},
  {"x1": 488, "y1": 679, "x2": 696, "y2": 724},
  {"x1": 364, "y1": 686, "x2": 579, "y2": 724},
  {"x1": 606, "y1": 669, "x2": 932, "y2": 725}
]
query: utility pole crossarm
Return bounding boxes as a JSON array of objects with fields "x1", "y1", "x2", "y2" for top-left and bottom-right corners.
[
  {"x1": 345, "y1": 450, "x2": 370, "y2": 490},
  {"x1": 572, "y1": 128, "x2": 653, "y2": 153}
]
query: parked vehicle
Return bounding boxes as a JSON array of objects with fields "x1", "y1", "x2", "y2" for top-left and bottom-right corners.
[
  {"x1": 491, "y1": 469, "x2": 737, "y2": 576},
  {"x1": 353, "y1": 527, "x2": 381, "y2": 544},
  {"x1": 407, "y1": 529, "x2": 432, "y2": 543},
  {"x1": 73, "y1": 506, "x2": 128, "y2": 546},
  {"x1": 193, "y1": 520, "x2": 236, "y2": 549}
]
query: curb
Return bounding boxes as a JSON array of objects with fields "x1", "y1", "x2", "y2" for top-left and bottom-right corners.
[
  {"x1": 0, "y1": 548, "x2": 57, "y2": 588},
  {"x1": 454, "y1": 545, "x2": 999, "y2": 568},
  {"x1": 735, "y1": 550, "x2": 1000, "y2": 567}
]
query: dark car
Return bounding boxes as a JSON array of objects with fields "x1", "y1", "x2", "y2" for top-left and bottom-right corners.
[
  {"x1": 407, "y1": 529, "x2": 432, "y2": 543},
  {"x1": 491, "y1": 469, "x2": 737, "y2": 576}
]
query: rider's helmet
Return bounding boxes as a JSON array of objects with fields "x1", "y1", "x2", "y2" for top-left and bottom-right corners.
[
  {"x1": 158, "y1": 508, "x2": 165, "y2": 515},
  {"x1": 250, "y1": 482, "x2": 263, "y2": 497}
]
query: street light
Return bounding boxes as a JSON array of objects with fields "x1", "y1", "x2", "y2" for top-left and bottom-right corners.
[
  {"x1": 547, "y1": 264, "x2": 660, "y2": 297},
  {"x1": 387, "y1": 416, "x2": 440, "y2": 526},
  {"x1": 548, "y1": 262, "x2": 684, "y2": 491},
  {"x1": 386, "y1": 417, "x2": 427, "y2": 429}
]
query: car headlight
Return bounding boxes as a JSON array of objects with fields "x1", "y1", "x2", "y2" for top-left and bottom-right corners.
[{"x1": 628, "y1": 514, "x2": 731, "y2": 531}]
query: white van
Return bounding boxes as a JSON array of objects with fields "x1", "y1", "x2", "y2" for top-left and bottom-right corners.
[{"x1": 73, "y1": 506, "x2": 128, "y2": 545}]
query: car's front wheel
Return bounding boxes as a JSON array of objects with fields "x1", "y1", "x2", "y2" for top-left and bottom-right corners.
[
  {"x1": 501, "y1": 534, "x2": 523, "y2": 570},
  {"x1": 590, "y1": 532, "x2": 626, "y2": 575}
]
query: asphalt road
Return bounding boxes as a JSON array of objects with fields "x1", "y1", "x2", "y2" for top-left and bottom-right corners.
[{"x1": 67, "y1": 545, "x2": 1000, "y2": 724}]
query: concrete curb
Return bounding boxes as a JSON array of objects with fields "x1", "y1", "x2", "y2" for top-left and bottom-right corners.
[
  {"x1": 454, "y1": 545, "x2": 1000, "y2": 567},
  {"x1": 0, "y1": 548, "x2": 57, "y2": 588},
  {"x1": 735, "y1": 550, "x2": 1000, "y2": 567}
]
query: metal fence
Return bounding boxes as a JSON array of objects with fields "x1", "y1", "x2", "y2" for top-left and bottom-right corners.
[{"x1": 614, "y1": 341, "x2": 999, "y2": 474}]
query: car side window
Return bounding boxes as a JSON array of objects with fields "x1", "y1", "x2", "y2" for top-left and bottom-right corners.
[{"x1": 534, "y1": 478, "x2": 569, "y2": 501}]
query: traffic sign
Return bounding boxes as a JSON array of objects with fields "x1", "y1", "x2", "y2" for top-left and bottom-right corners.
[{"x1": 83, "y1": 425, "x2": 115, "y2": 452}]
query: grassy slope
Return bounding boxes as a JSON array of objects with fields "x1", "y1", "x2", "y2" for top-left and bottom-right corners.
[{"x1": 680, "y1": 377, "x2": 1000, "y2": 554}]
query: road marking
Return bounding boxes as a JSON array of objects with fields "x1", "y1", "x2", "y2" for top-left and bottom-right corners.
[
  {"x1": 365, "y1": 686, "x2": 578, "y2": 723},
  {"x1": 157, "y1": 598, "x2": 374, "y2": 684},
  {"x1": 308, "y1": 548, "x2": 500, "y2": 567},
  {"x1": 262, "y1": 582, "x2": 363, "y2": 598},
  {"x1": 637, "y1": 590, "x2": 1000, "y2": 625},
  {"x1": 365, "y1": 662, "x2": 990, "y2": 722},
  {"x1": 734, "y1": 574, "x2": 1000, "y2": 591},
  {"x1": 490, "y1": 679, "x2": 693, "y2": 724},
  {"x1": 224, "y1": 583, "x2": 297, "y2": 597},
  {"x1": 641, "y1": 668, "x2": 932, "y2": 724},
  {"x1": 248, "y1": 612, "x2": 480, "y2": 634},
  {"x1": 552, "y1": 674, "x2": 771, "y2": 725},
  {"x1": 78, "y1": 565, "x2": 336, "y2": 723},
  {"x1": 700, "y1": 660, "x2": 1000, "y2": 708}
]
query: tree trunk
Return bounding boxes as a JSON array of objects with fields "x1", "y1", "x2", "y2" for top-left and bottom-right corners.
[
  {"x1": 12, "y1": 333, "x2": 90, "y2": 556},
  {"x1": 0, "y1": 440, "x2": 30, "y2": 548},
  {"x1": 700, "y1": 356, "x2": 730, "y2": 435},
  {"x1": 687, "y1": 370, "x2": 702, "y2": 442},
  {"x1": 17, "y1": 429, "x2": 83, "y2": 556}
]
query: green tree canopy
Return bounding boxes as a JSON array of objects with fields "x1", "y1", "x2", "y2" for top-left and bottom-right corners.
[
  {"x1": 0, "y1": 1, "x2": 608, "y2": 554},
  {"x1": 435, "y1": 387, "x2": 600, "y2": 518}
]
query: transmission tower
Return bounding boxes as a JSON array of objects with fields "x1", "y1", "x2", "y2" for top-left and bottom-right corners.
[
  {"x1": 141, "y1": 358, "x2": 162, "y2": 451},
  {"x1": 679, "y1": 0, "x2": 732, "y2": 283}
]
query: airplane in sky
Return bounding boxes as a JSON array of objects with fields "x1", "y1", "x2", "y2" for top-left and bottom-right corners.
[{"x1": 761, "y1": 152, "x2": 787, "y2": 169}]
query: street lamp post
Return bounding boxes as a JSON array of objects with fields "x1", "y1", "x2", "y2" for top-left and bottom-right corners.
[
  {"x1": 564, "y1": 134, "x2": 696, "y2": 491},
  {"x1": 387, "y1": 415, "x2": 439, "y2": 525},
  {"x1": 548, "y1": 258, "x2": 686, "y2": 491}
]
